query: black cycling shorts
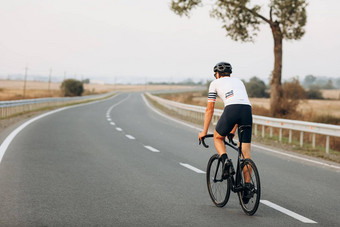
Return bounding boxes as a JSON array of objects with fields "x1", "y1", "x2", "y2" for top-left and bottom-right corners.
[{"x1": 215, "y1": 104, "x2": 253, "y2": 143}]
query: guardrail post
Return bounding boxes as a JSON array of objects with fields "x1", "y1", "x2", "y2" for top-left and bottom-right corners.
[
  {"x1": 262, "y1": 125, "x2": 265, "y2": 138},
  {"x1": 279, "y1": 128, "x2": 282, "y2": 142},
  {"x1": 289, "y1": 129, "x2": 292, "y2": 144},
  {"x1": 326, "y1": 136, "x2": 330, "y2": 154},
  {"x1": 312, "y1": 134, "x2": 316, "y2": 149},
  {"x1": 300, "y1": 131, "x2": 304, "y2": 147},
  {"x1": 270, "y1": 127, "x2": 273, "y2": 138}
]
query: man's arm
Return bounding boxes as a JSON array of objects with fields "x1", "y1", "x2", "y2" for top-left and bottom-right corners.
[{"x1": 198, "y1": 102, "x2": 215, "y2": 140}]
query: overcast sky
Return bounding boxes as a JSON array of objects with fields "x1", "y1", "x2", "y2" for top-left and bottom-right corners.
[{"x1": 0, "y1": 0, "x2": 339, "y2": 84}]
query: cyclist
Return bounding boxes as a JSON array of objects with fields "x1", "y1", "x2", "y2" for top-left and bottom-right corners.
[{"x1": 198, "y1": 62, "x2": 253, "y2": 203}]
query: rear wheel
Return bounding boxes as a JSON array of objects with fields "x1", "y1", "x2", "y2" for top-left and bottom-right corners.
[
  {"x1": 206, "y1": 154, "x2": 231, "y2": 207},
  {"x1": 238, "y1": 159, "x2": 261, "y2": 215}
]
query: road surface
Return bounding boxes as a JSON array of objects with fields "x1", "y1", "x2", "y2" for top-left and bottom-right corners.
[{"x1": 0, "y1": 93, "x2": 339, "y2": 226}]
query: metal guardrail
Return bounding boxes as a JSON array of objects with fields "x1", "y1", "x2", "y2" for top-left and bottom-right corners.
[
  {"x1": 0, "y1": 93, "x2": 114, "y2": 118},
  {"x1": 146, "y1": 92, "x2": 340, "y2": 154}
]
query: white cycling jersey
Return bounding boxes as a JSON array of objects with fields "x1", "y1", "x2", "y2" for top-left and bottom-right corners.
[{"x1": 208, "y1": 76, "x2": 251, "y2": 107}]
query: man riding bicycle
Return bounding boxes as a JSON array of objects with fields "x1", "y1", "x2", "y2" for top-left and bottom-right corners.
[{"x1": 198, "y1": 62, "x2": 253, "y2": 202}]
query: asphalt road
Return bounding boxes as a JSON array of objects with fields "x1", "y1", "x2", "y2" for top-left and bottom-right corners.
[{"x1": 0, "y1": 93, "x2": 339, "y2": 226}]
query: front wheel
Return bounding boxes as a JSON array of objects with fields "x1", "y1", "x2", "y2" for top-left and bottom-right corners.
[
  {"x1": 238, "y1": 159, "x2": 261, "y2": 215},
  {"x1": 206, "y1": 154, "x2": 231, "y2": 207}
]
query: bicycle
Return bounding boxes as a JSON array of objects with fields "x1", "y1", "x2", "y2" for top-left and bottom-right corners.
[{"x1": 199, "y1": 125, "x2": 261, "y2": 215}]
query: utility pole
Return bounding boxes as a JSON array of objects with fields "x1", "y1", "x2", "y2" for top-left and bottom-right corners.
[
  {"x1": 114, "y1": 76, "x2": 117, "y2": 90},
  {"x1": 48, "y1": 68, "x2": 52, "y2": 94},
  {"x1": 23, "y1": 66, "x2": 28, "y2": 98}
]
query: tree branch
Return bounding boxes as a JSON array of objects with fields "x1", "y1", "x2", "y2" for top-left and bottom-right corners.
[
  {"x1": 220, "y1": 0, "x2": 271, "y2": 24},
  {"x1": 270, "y1": 6, "x2": 273, "y2": 22}
]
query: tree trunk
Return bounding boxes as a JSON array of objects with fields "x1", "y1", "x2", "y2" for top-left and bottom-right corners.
[{"x1": 270, "y1": 22, "x2": 283, "y2": 117}]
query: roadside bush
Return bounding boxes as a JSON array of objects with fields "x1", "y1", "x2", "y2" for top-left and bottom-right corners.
[
  {"x1": 245, "y1": 77, "x2": 269, "y2": 98},
  {"x1": 60, "y1": 79, "x2": 84, "y2": 97},
  {"x1": 306, "y1": 86, "x2": 323, "y2": 99},
  {"x1": 278, "y1": 78, "x2": 306, "y2": 117}
]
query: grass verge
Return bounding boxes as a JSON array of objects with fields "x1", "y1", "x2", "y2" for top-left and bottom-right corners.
[{"x1": 253, "y1": 134, "x2": 340, "y2": 163}]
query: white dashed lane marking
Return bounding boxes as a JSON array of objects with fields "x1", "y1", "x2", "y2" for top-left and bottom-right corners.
[
  {"x1": 179, "y1": 163, "x2": 206, "y2": 174},
  {"x1": 260, "y1": 200, "x2": 317, "y2": 223},
  {"x1": 110, "y1": 122, "x2": 115, "y2": 126},
  {"x1": 144, "y1": 145, "x2": 160, "y2": 153},
  {"x1": 116, "y1": 127, "x2": 122, "y2": 132},
  {"x1": 125, "y1": 135, "x2": 135, "y2": 140}
]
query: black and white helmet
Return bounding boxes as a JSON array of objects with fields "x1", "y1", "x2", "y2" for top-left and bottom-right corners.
[{"x1": 213, "y1": 62, "x2": 232, "y2": 74}]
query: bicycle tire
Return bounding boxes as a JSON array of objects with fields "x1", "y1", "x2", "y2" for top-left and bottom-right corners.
[
  {"x1": 237, "y1": 159, "x2": 261, "y2": 215},
  {"x1": 206, "y1": 154, "x2": 231, "y2": 207}
]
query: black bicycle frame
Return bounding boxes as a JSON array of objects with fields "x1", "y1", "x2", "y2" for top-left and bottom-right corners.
[{"x1": 202, "y1": 125, "x2": 251, "y2": 192}]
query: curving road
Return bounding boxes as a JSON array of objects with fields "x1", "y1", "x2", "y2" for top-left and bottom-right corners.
[{"x1": 0, "y1": 93, "x2": 339, "y2": 226}]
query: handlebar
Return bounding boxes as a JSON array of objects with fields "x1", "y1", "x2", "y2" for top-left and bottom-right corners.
[
  {"x1": 199, "y1": 133, "x2": 237, "y2": 148},
  {"x1": 199, "y1": 134, "x2": 214, "y2": 148}
]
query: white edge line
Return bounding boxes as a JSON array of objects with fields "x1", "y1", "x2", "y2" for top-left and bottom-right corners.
[
  {"x1": 141, "y1": 94, "x2": 202, "y2": 132},
  {"x1": 0, "y1": 94, "x2": 120, "y2": 164},
  {"x1": 180, "y1": 163, "x2": 206, "y2": 174},
  {"x1": 144, "y1": 145, "x2": 160, "y2": 153},
  {"x1": 260, "y1": 200, "x2": 317, "y2": 224},
  {"x1": 142, "y1": 94, "x2": 340, "y2": 171},
  {"x1": 0, "y1": 108, "x2": 67, "y2": 163}
]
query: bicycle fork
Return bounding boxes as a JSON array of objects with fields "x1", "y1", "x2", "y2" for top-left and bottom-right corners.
[{"x1": 213, "y1": 159, "x2": 223, "y2": 183}]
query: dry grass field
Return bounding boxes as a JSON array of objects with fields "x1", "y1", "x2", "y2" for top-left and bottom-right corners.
[
  {"x1": 0, "y1": 80, "x2": 61, "y2": 100},
  {"x1": 321, "y1": 89, "x2": 340, "y2": 99},
  {"x1": 0, "y1": 80, "x2": 193, "y2": 101},
  {"x1": 250, "y1": 98, "x2": 340, "y2": 118}
]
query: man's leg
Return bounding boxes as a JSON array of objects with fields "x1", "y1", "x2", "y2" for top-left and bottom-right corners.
[
  {"x1": 214, "y1": 130, "x2": 229, "y2": 178},
  {"x1": 214, "y1": 130, "x2": 226, "y2": 157},
  {"x1": 242, "y1": 143, "x2": 252, "y2": 183}
]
